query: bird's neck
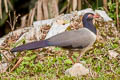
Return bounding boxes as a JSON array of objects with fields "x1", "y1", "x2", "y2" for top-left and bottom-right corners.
[{"x1": 83, "y1": 20, "x2": 96, "y2": 34}]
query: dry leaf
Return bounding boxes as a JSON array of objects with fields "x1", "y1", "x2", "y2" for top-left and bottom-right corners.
[{"x1": 108, "y1": 50, "x2": 119, "y2": 58}]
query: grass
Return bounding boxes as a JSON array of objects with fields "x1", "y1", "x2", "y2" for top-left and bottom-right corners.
[{"x1": 0, "y1": 37, "x2": 120, "y2": 80}]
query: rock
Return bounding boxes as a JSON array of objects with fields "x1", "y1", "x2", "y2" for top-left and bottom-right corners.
[
  {"x1": 95, "y1": 10, "x2": 112, "y2": 22},
  {"x1": 33, "y1": 19, "x2": 54, "y2": 28},
  {"x1": 108, "y1": 50, "x2": 119, "y2": 59},
  {"x1": 45, "y1": 22, "x2": 70, "y2": 39},
  {"x1": 77, "y1": 8, "x2": 94, "y2": 15},
  {"x1": 0, "y1": 63, "x2": 9, "y2": 73},
  {"x1": 65, "y1": 63, "x2": 89, "y2": 77}
]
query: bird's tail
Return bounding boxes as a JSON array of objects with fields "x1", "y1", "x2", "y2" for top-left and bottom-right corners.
[{"x1": 10, "y1": 40, "x2": 49, "y2": 52}]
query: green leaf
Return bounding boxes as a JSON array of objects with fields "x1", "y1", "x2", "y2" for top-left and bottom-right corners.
[
  {"x1": 22, "y1": 61, "x2": 29, "y2": 65},
  {"x1": 54, "y1": 47, "x2": 61, "y2": 51},
  {"x1": 64, "y1": 59, "x2": 72, "y2": 64},
  {"x1": 73, "y1": 52, "x2": 79, "y2": 57},
  {"x1": 12, "y1": 39, "x2": 25, "y2": 47},
  {"x1": 30, "y1": 55, "x2": 37, "y2": 60},
  {"x1": 23, "y1": 56, "x2": 31, "y2": 61},
  {"x1": 112, "y1": 44, "x2": 118, "y2": 49}
]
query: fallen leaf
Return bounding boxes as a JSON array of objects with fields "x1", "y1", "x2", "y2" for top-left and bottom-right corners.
[{"x1": 108, "y1": 50, "x2": 119, "y2": 59}]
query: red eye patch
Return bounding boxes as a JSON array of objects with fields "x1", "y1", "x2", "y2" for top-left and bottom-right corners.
[
  {"x1": 88, "y1": 14, "x2": 99, "y2": 18},
  {"x1": 93, "y1": 14, "x2": 99, "y2": 18}
]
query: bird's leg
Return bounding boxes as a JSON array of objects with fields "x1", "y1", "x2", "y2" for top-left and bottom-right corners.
[
  {"x1": 76, "y1": 48, "x2": 88, "y2": 63},
  {"x1": 68, "y1": 50, "x2": 75, "y2": 64}
]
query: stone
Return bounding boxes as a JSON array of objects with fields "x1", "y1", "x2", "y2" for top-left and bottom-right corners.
[
  {"x1": 65, "y1": 63, "x2": 89, "y2": 77},
  {"x1": 108, "y1": 50, "x2": 119, "y2": 59}
]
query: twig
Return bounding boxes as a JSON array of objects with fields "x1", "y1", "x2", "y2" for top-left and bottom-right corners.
[
  {"x1": 0, "y1": 0, "x2": 2, "y2": 19},
  {"x1": 116, "y1": 0, "x2": 119, "y2": 30},
  {"x1": 10, "y1": 57, "x2": 23, "y2": 72},
  {"x1": 37, "y1": 0, "x2": 43, "y2": 20},
  {"x1": 7, "y1": 0, "x2": 13, "y2": 10},
  {"x1": 7, "y1": 12, "x2": 20, "y2": 31},
  {"x1": 60, "y1": 2, "x2": 69, "y2": 13},
  {"x1": 4, "y1": 0, "x2": 8, "y2": 13},
  {"x1": 84, "y1": 0, "x2": 92, "y2": 8},
  {"x1": 43, "y1": 0, "x2": 49, "y2": 19},
  {"x1": 77, "y1": 0, "x2": 82, "y2": 10},
  {"x1": 0, "y1": 50, "x2": 10, "y2": 62},
  {"x1": 28, "y1": 8, "x2": 36, "y2": 26},
  {"x1": 72, "y1": 0, "x2": 77, "y2": 11},
  {"x1": 103, "y1": 0, "x2": 108, "y2": 13}
]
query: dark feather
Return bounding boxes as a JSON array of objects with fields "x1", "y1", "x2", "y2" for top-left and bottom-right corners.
[{"x1": 10, "y1": 40, "x2": 49, "y2": 52}]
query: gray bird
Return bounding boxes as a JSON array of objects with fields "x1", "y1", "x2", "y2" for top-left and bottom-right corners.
[{"x1": 10, "y1": 13, "x2": 99, "y2": 63}]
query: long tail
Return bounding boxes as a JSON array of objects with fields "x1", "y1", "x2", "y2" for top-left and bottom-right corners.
[{"x1": 10, "y1": 40, "x2": 50, "y2": 52}]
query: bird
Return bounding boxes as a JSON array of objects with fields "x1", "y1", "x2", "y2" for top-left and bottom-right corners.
[{"x1": 10, "y1": 13, "x2": 99, "y2": 63}]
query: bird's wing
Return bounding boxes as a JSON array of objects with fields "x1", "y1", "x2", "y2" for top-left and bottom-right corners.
[{"x1": 47, "y1": 28, "x2": 96, "y2": 49}]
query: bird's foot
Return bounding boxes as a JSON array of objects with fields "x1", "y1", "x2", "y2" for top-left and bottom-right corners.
[
  {"x1": 76, "y1": 57, "x2": 80, "y2": 63},
  {"x1": 76, "y1": 54, "x2": 83, "y2": 63},
  {"x1": 69, "y1": 57, "x2": 75, "y2": 64}
]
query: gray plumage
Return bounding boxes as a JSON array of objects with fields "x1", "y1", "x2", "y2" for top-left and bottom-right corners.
[{"x1": 47, "y1": 28, "x2": 96, "y2": 49}]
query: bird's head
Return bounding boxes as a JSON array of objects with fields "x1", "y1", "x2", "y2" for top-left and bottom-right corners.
[
  {"x1": 82, "y1": 13, "x2": 99, "y2": 21},
  {"x1": 82, "y1": 13, "x2": 99, "y2": 34}
]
